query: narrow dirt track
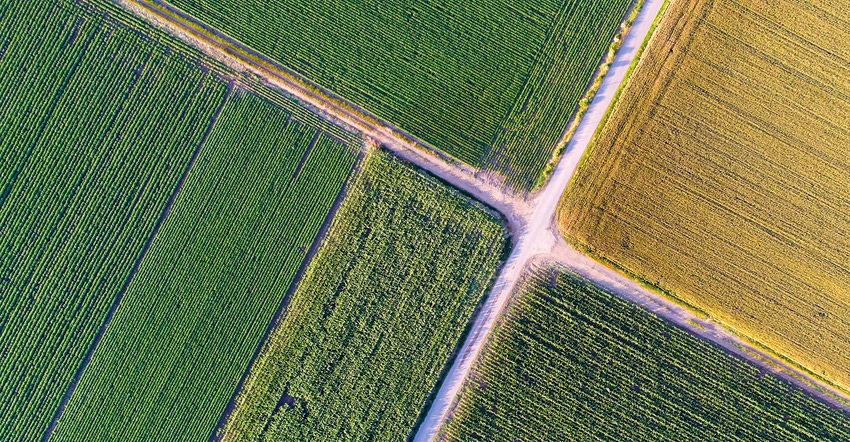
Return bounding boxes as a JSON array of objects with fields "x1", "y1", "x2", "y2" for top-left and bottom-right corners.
[
  {"x1": 117, "y1": 1, "x2": 850, "y2": 440},
  {"x1": 121, "y1": 0, "x2": 532, "y2": 235}
]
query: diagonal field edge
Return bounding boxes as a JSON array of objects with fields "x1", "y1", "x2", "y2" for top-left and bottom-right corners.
[
  {"x1": 409, "y1": 0, "x2": 667, "y2": 438},
  {"x1": 39, "y1": 80, "x2": 234, "y2": 442},
  {"x1": 139, "y1": 0, "x2": 452, "y2": 167},
  {"x1": 122, "y1": 0, "x2": 531, "y2": 232},
  {"x1": 206, "y1": 141, "x2": 366, "y2": 442},
  {"x1": 114, "y1": 0, "x2": 850, "y2": 438}
]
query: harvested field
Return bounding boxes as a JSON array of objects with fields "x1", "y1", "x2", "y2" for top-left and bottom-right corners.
[
  {"x1": 155, "y1": 0, "x2": 632, "y2": 190},
  {"x1": 51, "y1": 92, "x2": 357, "y2": 441},
  {"x1": 560, "y1": 0, "x2": 850, "y2": 389},
  {"x1": 0, "y1": 1, "x2": 227, "y2": 439},
  {"x1": 218, "y1": 150, "x2": 508, "y2": 441},
  {"x1": 444, "y1": 265, "x2": 850, "y2": 441}
]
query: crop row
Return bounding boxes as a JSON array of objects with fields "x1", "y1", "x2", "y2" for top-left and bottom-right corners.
[
  {"x1": 160, "y1": 0, "x2": 630, "y2": 191},
  {"x1": 163, "y1": 0, "x2": 562, "y2": 166},
  {"x1": 50, "y1": 92, "x2": 358, "y2": 441},
  {"x1": 559, "y1": 0, "x2": 850, "y2": 389},
  {"x1": 0, "y1": 1, "x2": 228, "y2": 440},
  {"x1": 219, "y1": 150, "x2": 508, "y2": 441},
  {"x1": 444, "y1": 265, "x2": 850, "y2": 441},
  {"x1": 482, "y1": 0, "x2": 631, "y2": 191}
]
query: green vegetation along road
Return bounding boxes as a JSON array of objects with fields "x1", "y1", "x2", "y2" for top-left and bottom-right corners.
[
  {"x1": 444, "y1": 265, "x2": 850, "y2": 441},
  {"x1": 51, "y1": 92, "x2": 357, "y2": 441},
  {"x1": 219, "y1": 150, "x2": 508, "y2": 441}
]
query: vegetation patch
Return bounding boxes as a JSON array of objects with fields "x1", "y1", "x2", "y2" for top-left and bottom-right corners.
[
  {"x1": 444, "y1": 265, "x2": 850, "y2": 441},
  {"x1": 0, "y1": 1, "x2": 227, "y2": 439},
  {"x1": 51, "y1": 92, "x2": 357, "y2": 441},
  {"x1": 159, "y1": 0, "x2": 631, "y2": 190},
  {"x1": 219, "y1": 150, "x2": 508, "y2": 441}
]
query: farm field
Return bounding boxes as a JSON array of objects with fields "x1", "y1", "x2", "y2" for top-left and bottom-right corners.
[
  {"x1": 157, "y1": 0, "x2": 632, "y2": 190},
  {"x1": 219, "y1": 150, "x2": 508, "y2": 441},
  {"x1": 50, "y1": 92, "x2": 357, "y2": 441},
  {"x1": 0, "y1": 1, "x2": 228, "y2": 439},
  {"x1": 560, "y1": 0, "x2": 850, "y2": 389},
  {"x1": 444, "y1": 265, "x2": 850, "y2": 441},
  {"x1": 10, "y1": 0, "x2": 850, "y2": 439}
]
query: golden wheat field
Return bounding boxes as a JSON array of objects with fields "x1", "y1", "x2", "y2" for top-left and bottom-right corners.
[{"x1": 560, "y1": 0, "x2": 850, "y2": 390}]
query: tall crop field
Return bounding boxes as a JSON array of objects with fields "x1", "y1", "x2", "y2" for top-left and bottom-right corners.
[
  {"x1": 157, "y1": 0, "x2": 631, "y2": 190},
  {"x1": 219, "y1": 150, "x2": 508, "y2": 441},
  {"x1": 560, "y1": 0, "x2": 850, "y2": 389},
  {"x1": 0, "y1": 1, "x2": 228, "y2": 440},
  {"x1": 50, "y1": 92, "x2": 357, "y2": 441},
  {"x1": 444, "y1": 265, "x2": 850, "y2": 441}
]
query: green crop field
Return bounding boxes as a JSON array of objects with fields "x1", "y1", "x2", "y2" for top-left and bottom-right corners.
[
  {"x1": 0, "y1": 1, "x2": 228, "y2": 439},
  {"x1": 50, "y1": 92, "x2": 357, "y2": 441},
  {"x1": 444, "y1": 265, "x2": 850, "y2": 441},
  {"x1": 219, "y1": 150, "x2": 508, "y2": 441},
  {"x1": 157, "y1": 0, "x2": 632, "y2": 190}
]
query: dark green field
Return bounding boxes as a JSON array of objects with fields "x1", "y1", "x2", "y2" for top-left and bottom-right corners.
[
  {"x1": 51, "y1": 92, "x2": 357, "y2": 441},
  {"x1": 162, "y1": 0, "x2": 632, "y2": 190},
  {"x1": 0, "y1": 1, "x2": 227, "y2": 439},
  {"x1": 444, "y1": 265, "x2": 850, "y2": 441},
  {"x1": 219, "y1": 151, "x2": 508, "y2": 441}
]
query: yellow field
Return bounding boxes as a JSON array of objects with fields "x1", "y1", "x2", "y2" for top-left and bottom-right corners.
[{"x1": 560, "y1": 0, "x2": 850, "y2": 389}]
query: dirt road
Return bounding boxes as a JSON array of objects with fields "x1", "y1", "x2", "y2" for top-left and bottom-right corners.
[
  {"x1": 118, "y1": 1, "x2": 850, "y2": 440},
  {"x1": 121, "y1": 0, "x2": 532, "y2": 235},
  {"x1": 411, "y1": 0, "x2": 667, "y2": 439}
]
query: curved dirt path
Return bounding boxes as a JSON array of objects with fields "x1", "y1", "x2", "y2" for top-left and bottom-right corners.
[{"x1": 117, "y1": 1, "x2": 850, "y2": 440}]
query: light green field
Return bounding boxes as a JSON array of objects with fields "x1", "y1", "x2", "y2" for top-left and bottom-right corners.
[
  {"x1": 51, "y1": 92, "x2": 357, "y2": 441},
  {"x1": 220, "y1": 150, "x2": 508, "y2": 441}
]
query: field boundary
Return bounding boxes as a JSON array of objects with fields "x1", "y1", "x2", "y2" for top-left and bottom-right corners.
[
  {"x1": 441, "y1": 259, "x2": 850, "y2": 439},
  {"x1": 559, "y1": 0, "x2": 850, "y2": 409},
  {"x1": 551, "y1": 243, "x2": 850, "y2": 414},
  {"x1": 403, "y1": 163, "x2": 514, "y2": 441},
  {"x1": 125, "y1": 0, "x2": 459, "y2": 166},
  {"x1": 110, "y1": 0, "x2": 850, "y2": 439},
  {"x1": 40, "y1": 81, "x2": 234, "y2": 442},
  {"x1": 119, "y1": 0, "x2": 531, "y2": 232},
  {"x1": 433, "y1": 258, "x2": 546, "y2": 440},
  {"x1": 208, "y1": 138, "x2": 367, "y2": 442},
  {"x1": 479, "y1": 0, "x2": 636, "y2": 192},
  {"x1": 595, "y1": 243, "x2": 850, "y2": 408},
  {"x1": 558, "y1": 0, "x2": 670, "y2": 204},
  {"x1": 412, "y1": 0, "x2": 668, "y2": 438},
  {"x1": 532, "y1": 0, "x2": 646, "y2": 191}
]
